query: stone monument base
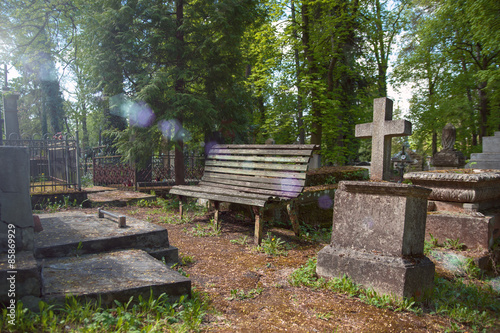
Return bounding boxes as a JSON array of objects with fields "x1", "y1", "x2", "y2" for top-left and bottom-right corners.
[
  {"x1": 426, "y1": 211, "x2": 500, "y2": 251},
  {"x1": 316, "y1": 181, "x2": 434, "y2": 300},
  {"x1": 317, "y1": 245, "x2": 435, "y2": 300}
]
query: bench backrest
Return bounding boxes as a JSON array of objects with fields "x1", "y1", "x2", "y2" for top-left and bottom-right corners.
[{"x1": 199, "y1": 144, "x2": 318, "y2": 200}]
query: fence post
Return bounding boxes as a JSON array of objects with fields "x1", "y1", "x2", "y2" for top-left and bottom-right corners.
[{"x1": 76, "y1": 130, "x2": 81, "y2": 191}]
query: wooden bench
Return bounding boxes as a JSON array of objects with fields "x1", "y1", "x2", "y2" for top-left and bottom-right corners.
[{"x1": 169, "y1": 144, "x2": 318, "y2": 244}]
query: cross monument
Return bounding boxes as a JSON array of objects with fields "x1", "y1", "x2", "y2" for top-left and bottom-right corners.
[{"x1": 355, "y1": 97, "x2": 412, "y2": 181}]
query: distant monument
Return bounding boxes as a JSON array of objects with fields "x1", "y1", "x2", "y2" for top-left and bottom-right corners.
[
  {"x1": 467, "y1": 131, "x2": 500, "y2": 170},
  {"x1": 431, "y1": 123, "x2": 465, "y2": 170},
  {"x1": 317, "y1": 97, "x2": 435, "y2": 299},
  {"x1": 2, "y1": 66, "x2": 21, "y2": 140}
]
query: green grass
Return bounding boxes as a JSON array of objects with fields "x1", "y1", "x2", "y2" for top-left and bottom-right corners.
[
  {"x1": 288, "y1": 258, "x2": 500, "y2": 332},
  {"x1": 226, "y1": 288, "x2": 263, "y2": 301},
  {"x1": 185, "y1": 218, "x2": 221, "y2": 237},
  {"x1": 0, "y1": 290, "x2": 208, "y2": 333}
]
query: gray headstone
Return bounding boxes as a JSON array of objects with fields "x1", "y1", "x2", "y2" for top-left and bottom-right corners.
[
  {"x1": 0, "y1": 146, "x2": 34, "y2": 252},
  {"x1": 317, "y1": 181, "x2": 435, "y2": 299},
  {"x1": 467, "y1": 132, "x2": 500, "y2": 169},
  {"x1": 355, "y1": 98, "x2": 412, "y2": 180}
]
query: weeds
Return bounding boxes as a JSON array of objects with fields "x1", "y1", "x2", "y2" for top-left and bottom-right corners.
[
  {"x1": 300, "y1": 225, "x2": 331, "y2": 243},
  {"x1": 256, "y1": 232, "x2": 288, "y2": 256},
  {"x1": 230, "y1": 235, "x2": 249, "y2": 245},
  {"x1": 0, "y1": 291, "x2": 208, "y2": 333},
  {"x1": 181, "y1": 255, "x2": 195, "y2": 265},
  {"x1": 35, "y1": 195, "x2": 80, "y2": 212},
  {"x1": 226, "y1": 288, "x2": 263, "y2": 301},
  {"x1": 443, "y1": 238, "x2": 467, "y2": 251},
  {"x1": 186, "y1": 219, "x2": 221, "y2": 237}
]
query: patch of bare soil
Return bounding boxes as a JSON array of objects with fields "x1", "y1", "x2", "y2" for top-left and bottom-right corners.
[{"x1": 78, "y1": 206, "x2": 458, "y2": 332}]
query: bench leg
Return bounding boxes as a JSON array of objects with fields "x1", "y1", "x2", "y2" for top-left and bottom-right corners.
[
  {"x1": 253, "y1": 206, "x2": 264, "y2": 245},
  {"x1": 212, "y1": 201, "x2": 220, "y2": 230},
  {"x1": 287, "y1": 201, "x2": 300, "y2": 237},
  {"x1": 178, "y1": 195, "x2": 184, "y2": 220}
]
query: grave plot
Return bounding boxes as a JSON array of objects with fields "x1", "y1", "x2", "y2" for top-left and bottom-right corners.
[
  {"x1": 404, "y1": 169, "x2": 500, "y2": 269},
  {"x1": 0, "y1": 145, "x2": 190, "y2": 307}
]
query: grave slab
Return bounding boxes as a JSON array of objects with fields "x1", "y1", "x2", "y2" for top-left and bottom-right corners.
[
  {"x1": 87, "y1": 190, "x2": 156, "y2": 207},
  {"x1": 41, "y1": 249, "x2": 190, "y2": 305},
  {"x1": 34, "y1": 212, "x2": 178, "y2": 263},
  {"x1": 0, "y1": 251, "x2": 41, "y2": 305}
]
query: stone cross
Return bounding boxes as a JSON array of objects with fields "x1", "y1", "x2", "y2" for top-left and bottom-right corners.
[{"x1": 355, "y1": 97, "x2": 412, "y2": 181}]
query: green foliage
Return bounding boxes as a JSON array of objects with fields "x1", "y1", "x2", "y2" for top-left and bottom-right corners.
[
  {"x1": 394, "y1": 0, "x2": 500, "y2": 157},
  {"x1": 230, "y1": 235, "x2": 249, "y2": 245},
  {"x1": 299, "y1": 225, "x2": 332, "y2": 244},
  {"x1": 443, "y1": 238, "x2": 467, "y2": 251},
  {"x1": 186, "y1": 219, "x2": 221, "y2": 237},
  {"x1": 289, "y1": 258, "x2": 500, "y2": 331},
  {"x1": 0, "y1": 291, "x2": 208, "y2": 333},
  {"x1": 256, "y1": 232, "x2": 288, "y2": 256},
  {"x1": 227, "y1": 288, "x2": 263, "y2": 301}
]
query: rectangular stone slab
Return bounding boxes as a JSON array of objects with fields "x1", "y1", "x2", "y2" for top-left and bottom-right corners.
[
  {"x1": 331, "y1": 181, "x2": 431, "y2": 256},
  {"x1": 41, "y1": 249, "x2": 190, "y2": 305},
  {"x1": 317, "y1": 245, "x2": 435, "y2": 300},
  {"x1": 34, "y1": 212, "x2": 174, "y2": 259}
]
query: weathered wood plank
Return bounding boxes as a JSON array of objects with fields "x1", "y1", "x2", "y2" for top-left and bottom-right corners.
[
  {"x1": 198, "y1": 181, "x2": 299, "y2": 199},
  {"x1": 170, "y1": 185, "x2": 272, "y2": 201},
  {"x1": 202, "y1": 172, "x2": 306, "y2": 187},
  {"x1": 208, "y1": 148, "x2": 315, "y2": 156},
  {"x1": 204, "y1": 166, "x2": 307, "y2": 179},
  {"x1": 201, "y1": 176, "x2": 303, "y2": 193},
  {"x1": 204, "y1": 160, "x2": 308, "y2": 172},
  {"x1": 213, "y1": 144, "x2": 318, "y2": 150},
  {"x1": 207, "y1": 154, "x2": 310, "y2": 164},
  {"x1": 169, "y1": 188, "x2": 267, "y2": 207}
]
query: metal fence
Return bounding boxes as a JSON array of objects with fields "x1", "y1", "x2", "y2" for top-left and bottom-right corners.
[
  {"x1": 2, "y1": 133, "x2": 81, "y2": 193},
  {"x1": 92, "y1": 150, "x2": 205, "y2": 188}
]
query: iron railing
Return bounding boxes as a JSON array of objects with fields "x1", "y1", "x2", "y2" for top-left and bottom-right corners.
[{"x1": 2, "y1": 133, "x2": 81, "y2": 193}]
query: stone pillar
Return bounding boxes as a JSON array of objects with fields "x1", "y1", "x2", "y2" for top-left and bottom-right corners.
[
  {"x1": 0, "y1": 147, "x2": 34, "y2": 251},
  {"x1": 2, "y1": 88, "x2": 21, "y2": 140},
  {"x1": 317, "y1": 181, "x2": 435, "y2": 300},
  {"x1": 0, "y1": 147, "x2": 41, "y2": 305}
]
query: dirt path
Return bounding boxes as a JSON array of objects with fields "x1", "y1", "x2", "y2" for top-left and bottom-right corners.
[{"x1": 79, "y1": 206, "x2": 458, "y2": 332}]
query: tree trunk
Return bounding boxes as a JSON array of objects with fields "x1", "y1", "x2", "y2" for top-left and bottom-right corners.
[
  {"x1": 174, "y1": 0, "x2": 185, "y2": 185},
  {"x1": 292, "y1": 0, "x2": 305, "y2": 144},
  {"x1": 302, "y1": 1, "x2": 321, "y2": 146}
]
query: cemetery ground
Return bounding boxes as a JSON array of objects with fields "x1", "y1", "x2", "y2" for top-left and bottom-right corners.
[{"x1": 2, "y1": 196, "x2": 500, "y2": 332}]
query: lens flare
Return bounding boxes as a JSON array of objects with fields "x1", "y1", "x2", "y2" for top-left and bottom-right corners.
[{"x1": 317, "y1": 195, "x2": 333, "y2": 209}]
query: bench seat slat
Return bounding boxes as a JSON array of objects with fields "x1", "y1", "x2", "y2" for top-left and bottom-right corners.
[
  {"x1": 170, "y1": 189, "x2": 267, "y2": 207},
  {"x1": 209, "y1": 148, "x2": 315, "y2": 156},
  {"x1": 199, "y1": 181, "x2": 299, "y2": 199},
  {"x1": 203, "y1": 172, "x2": 306, "y2": 187},
  {"x1": 201, "y1": 176, "x2": 303, "y2": 194},
  {"x1": 204, "y1": 166, "x2": 307, "y2": 180},
  {"x1": 208, "y1": 155, "x2": 310, "y2": 163},
  {"x1": 170, "y1": 185, "x2": 273, "y2": 201},
  {"x1": 204, "y1": 160, "x2": 308, "y2": 172}
]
